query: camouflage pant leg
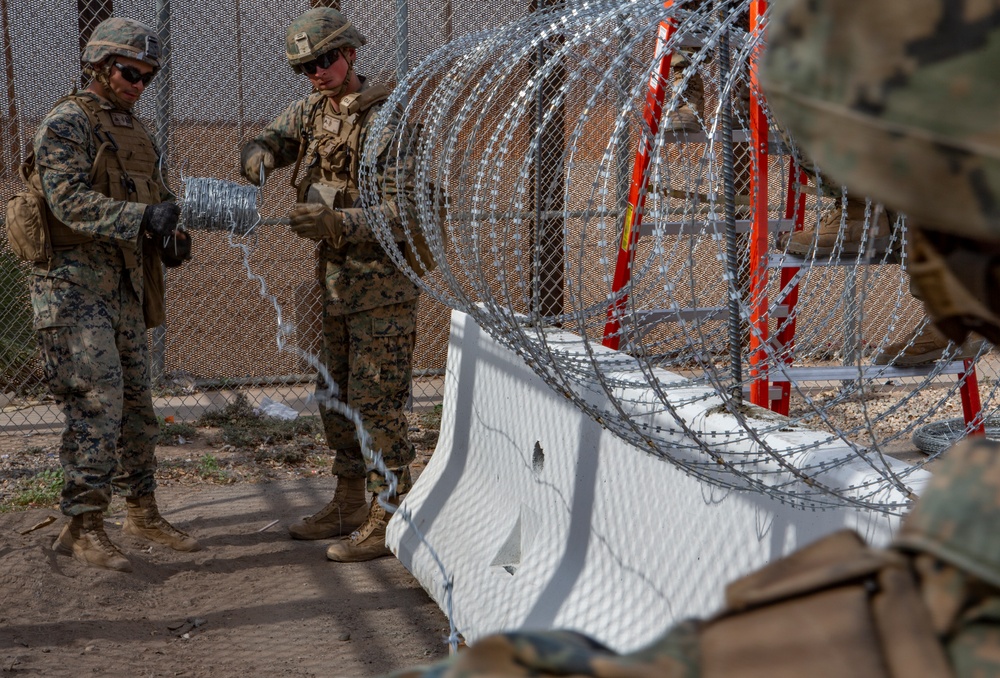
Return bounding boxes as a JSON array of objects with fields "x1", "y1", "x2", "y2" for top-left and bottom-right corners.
[
  {"x1": 111, "y1": 281, "x2": 159, "y2": 499},
  {"x1": 319, "y1": 299, "x2": 417, "y2": 494},
  {"x1": 32, "y1": 274, "x2": 155, "y2": 515},
  {"x1": 317, "y1": 306, "x2": 358, "y2": 466}
]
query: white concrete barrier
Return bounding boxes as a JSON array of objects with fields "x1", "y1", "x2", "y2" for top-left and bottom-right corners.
[{"x1": 387, "y1": 310, "x2": 927, "y2": 652}]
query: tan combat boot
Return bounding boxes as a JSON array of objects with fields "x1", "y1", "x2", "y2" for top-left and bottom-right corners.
[
  {"x1": 667, "y1": 56, "x2": 705, "y2": 133},
  {"x1": 124, "y1": 494, "x2": 201, "y2": 552},
  {"x1": 53, "y1": 511, "x2": 132, "y2": 572},
  {"x1": 325, "y1": 494, "x2": 399, "y2": 563},
  {"x1": 784, "y1": 197, "x2": 891, "y2": 257},
  {"x1": 874, "y1": 322, "x2": 986, "y2": 366},
  {"x1": 288, "y1": 476, "x2": 367, "y2": 540}
]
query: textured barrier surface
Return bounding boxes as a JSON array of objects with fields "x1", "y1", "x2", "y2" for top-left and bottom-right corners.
[{"x1": 388, "y1": 310, "x2": 928, "y2": 651}]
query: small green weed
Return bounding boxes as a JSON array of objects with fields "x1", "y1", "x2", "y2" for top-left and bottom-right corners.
[
  {"x1": 157, "y1": 416, "x2": 197, "y2": 444},
  {"x1": 8, "y1": 468, "x2": 64, "y2": 510},
  {"x1": 197, "y1": 452, "x2": 221, "y2": 479},
  {"x1": 419, "y1": 403, "x2": 443, "y2": 430},
  {"x1": 196, "y1": 394, "x2": 321, "y2": 449}
]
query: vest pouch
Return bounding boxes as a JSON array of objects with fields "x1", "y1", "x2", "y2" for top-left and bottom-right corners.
[
  {"x1": 142, "y1": 237, "x2": 165, "y2": 329},
  {"x1": 305, "y1": 182, "x2": 345, "y2": 209},
  {"x1": 5, "y1": 189, "x2": 53, "y2": 264},
  {"x1": 105, "y1": 168, "x2": 155, "y2": 203}
]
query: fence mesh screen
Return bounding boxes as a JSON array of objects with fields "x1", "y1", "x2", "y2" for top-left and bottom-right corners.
[{"x1": 0, "y1": 0, "x2": 531, "y2": 430}]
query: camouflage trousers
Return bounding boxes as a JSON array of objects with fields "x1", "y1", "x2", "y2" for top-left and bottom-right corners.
[
  {"x1": 31, "y1": 272, "x2": 159, "y2": 516},
  {"x1": 318, "y1": 298, "x2": 417, "y2": 494}
]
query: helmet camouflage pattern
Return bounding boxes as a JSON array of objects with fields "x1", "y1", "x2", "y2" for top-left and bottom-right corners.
[
  {"x1": 895, "y1": 438, "x2": 1000, "y2": 589},
  {"x1": 82, "y1": 17, "x2": 161, "y2": 70},
  {"x1": 761, "y1": 0, "x2": 1000, "y2": 244},
  {"x1": 285, "y1": 7, "x2": 366, "y2": 69}
]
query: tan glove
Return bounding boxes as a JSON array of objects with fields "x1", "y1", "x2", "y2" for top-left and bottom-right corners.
[
  {"x1": 240, "y1": 142, "x2": 275, "y2": 185},
  {"x1": 289, "y1": 203, "x2": 344, "y2": 245}
]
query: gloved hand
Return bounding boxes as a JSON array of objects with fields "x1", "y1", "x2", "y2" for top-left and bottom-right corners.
[
  {"x1": 141, "y1": 202, "x2": 181, "y2": 238},
  {"x1": 240, "y1": 142, "x2": 275, "y2": 186},
  {"x1": 289, "y1": 203, "x2": 343, "y2": 244},
  {"x1": 159, "y1": 231, "x2": 192, "y2": 268}
]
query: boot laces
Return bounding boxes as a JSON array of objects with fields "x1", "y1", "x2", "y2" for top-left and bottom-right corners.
[
  {"x1": 306, "y1": 495, "x2": 348, "y2": 524},
  {"x1": 142, "y1": 506, "x2": 192, "y2": 538},
  {"x1": 349, "y1": 500, "x2": 387, "y2": 544},
  {"x1": 84, "y1": 517, "x2": 123, "y2": 556}
]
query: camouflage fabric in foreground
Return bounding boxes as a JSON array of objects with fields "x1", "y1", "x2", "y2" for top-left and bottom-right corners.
[
  {"x1": 388, "y1": 439, "x2": 1000, "y2": 677},
  {"x1": 762, "y1": 1, "x2": 1000, "y2": 346}
]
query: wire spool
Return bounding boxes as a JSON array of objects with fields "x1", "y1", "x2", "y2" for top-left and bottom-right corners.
[
  {"x1": 180, "y1": 177, "x2": 261, "y2": 236},
  {"x1": 913, "y1": 415, "x2": 1000, "y2": 455}
]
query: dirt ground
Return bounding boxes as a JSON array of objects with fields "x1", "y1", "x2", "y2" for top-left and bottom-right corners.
[{"x1": 0, "y1": 412, "x2": 451, "y2": 678}]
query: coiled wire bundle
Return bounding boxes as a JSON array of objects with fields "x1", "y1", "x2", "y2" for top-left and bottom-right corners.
[{"x1": 180, "y1": 176, "x2": 262, "y2": 236}]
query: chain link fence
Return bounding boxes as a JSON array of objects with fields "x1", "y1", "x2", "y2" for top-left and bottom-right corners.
[{"x1": 0, "y1": 0, "x2": 533, "y2": 434}]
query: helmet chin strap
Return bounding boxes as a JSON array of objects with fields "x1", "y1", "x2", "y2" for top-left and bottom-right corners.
[
  {"x1": 90, "y1": 60, "x2": 135, "y2": 110},
  {"x1": 317, "y1": 52, "x2": 355, "y2": 100}
]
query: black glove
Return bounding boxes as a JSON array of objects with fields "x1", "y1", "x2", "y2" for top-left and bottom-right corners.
[
  {"x1": 160, "y1": 231, "x2": 192, "y2": 268},
  {"x1": 141, "y1": 202, "x2": 181, "y2": 238}
]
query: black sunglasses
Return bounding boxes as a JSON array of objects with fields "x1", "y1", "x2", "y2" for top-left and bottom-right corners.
[
  {"x1": 113, "y1": 61, "x2": 155, "y2": 86},
  {"x1": 297, "y1": 49, "x2": 341, "y2": 76}
]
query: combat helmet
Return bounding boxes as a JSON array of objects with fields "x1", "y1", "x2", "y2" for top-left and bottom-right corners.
[
  {"x1": 894, "y1": 438, "x2": 1000, "y2": 589},
  {"x1": 285, "y1": 7, "x2": 366, "y2": 71},
  {"x1": 82, "y1": 17, "x2": 161, "y2": 70}
]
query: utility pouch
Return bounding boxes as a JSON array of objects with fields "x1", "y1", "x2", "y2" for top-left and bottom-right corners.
[
  {"x1": 6, "y1": 162, "x2": 53, "y2": 264},
  {"x1": 700, "y1": 530, "x2": 953, "y2": 678},
  {"x1": 305, "y1": 182, "x2": 344, "y2": 209},
  {"x1": 142, "y1": 237, "x2": 166, "y2": 329}
]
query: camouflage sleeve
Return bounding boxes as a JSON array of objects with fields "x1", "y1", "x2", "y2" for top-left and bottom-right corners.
[
  {"x1": 384, "y1": 622, "x2": 700, "y2": 678},
  {"x1": 252, "y1": 96, "x2": 316, "y2": 168},
  {"x1": 339, "y1": 102, "x2": 416, "y2": 246},
  {"x1": 947, "y1": 597, "x2": 1000, "y2": 677},
  {"x1": 33, "y1": 100, "x2": 145, "y2": 242}
]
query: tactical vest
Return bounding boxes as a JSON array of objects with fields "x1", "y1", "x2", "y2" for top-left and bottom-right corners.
[
  {"x1": 22, "y1": 93, "x2": 161, "y2": 258},
  {"x1": 292, "y1": 85, "x2": 442, "y2": 275},
  {"x1": 698, "y1": 530, "x2": 953, "y2": 678},
  {"x1": 34, "y1": 93, "x2": 166, "y2": 327},
  {"x1": 293, "y1": 84, "x2": 390, "y2": 207}
]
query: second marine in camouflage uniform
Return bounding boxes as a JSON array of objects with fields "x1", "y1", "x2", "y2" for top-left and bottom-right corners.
[
  {"x1": 28, "y1": 17, "x2": 199, "y2": 573},
  {"x1": 240, "y1": 6, "x2": 419, "y2": 562}
]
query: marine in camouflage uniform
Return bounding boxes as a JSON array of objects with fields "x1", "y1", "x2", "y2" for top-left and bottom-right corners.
[
  {"x1": 384, "y1": 2, "x2": 1000, "y2": 675},
  {"x1": 31, "y1": 17, "x2": 199, "y2": 573},
  {"x1": 240, "y1": 7, "x2": 419, "y2": 562}
]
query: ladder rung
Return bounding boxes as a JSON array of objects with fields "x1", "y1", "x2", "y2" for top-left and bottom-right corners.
[
  {"x1": 768, "y1": 253, "x2": 889, "y2": 269},
  {"x1": 639, "y1": 218, "x2": 795, "y2": 238},
  {"x1": 741, "y1": 385, "x2": 785, "y2": 400},
  {"x1": 659, "y1": 130, "x2": 788, "y2": 146},
  {"x1": 768, "y1": 362, "x2": 973, "y2": 383}
]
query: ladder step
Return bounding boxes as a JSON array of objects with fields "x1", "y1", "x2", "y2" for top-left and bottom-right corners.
[
  {"x1": 659, "y1": 130, "x2": 788, "y2": 148},
  {"x1": 741, "y1": 385, "x2": 785, "y2": 400},
  {"x1": 768, "y1": 362, "x2": 972, "y2": 383},
  {"x1": 768, "y1": 253, "x2": 890, "y2": 269},
  {"x1": 639, "y1": 218, "x2": 795, "y2": 238}
]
